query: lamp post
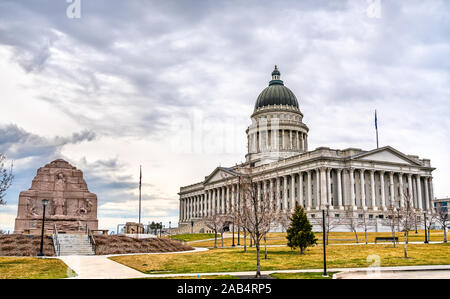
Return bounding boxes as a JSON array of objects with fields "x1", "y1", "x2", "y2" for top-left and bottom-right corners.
[
  {"x1": 237, "y1": 175, "x2": 241, "y2": 246},
  {"x1": 37, "y1": 199, "x2": 49, "y2": 257},
  {"x1": 322, "y1": 208, "x2": 328, "y2": 277},
  {"x1": 424, "y1": 212, "x2": 428, "y2": 244},
  {"x1": 169, "y1": 221, "x2": 171, "y2": 237},
  {"x1": 232, "y1": 216, "x2": 235, "y2": 247},
  {"x1": 191, "y1": 220, "x2": 194, "y2": 234},
  {"x1": 160, "y1": 222, "x2": 163, "y2": 237}
]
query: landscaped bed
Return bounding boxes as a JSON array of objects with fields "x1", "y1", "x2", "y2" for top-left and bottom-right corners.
[
  {"x1": 94, "y1": 235, "x2": 194, "y2": 255},
  {"x1": 0, "y1": 234, "x2": 55, "y2": 256}
]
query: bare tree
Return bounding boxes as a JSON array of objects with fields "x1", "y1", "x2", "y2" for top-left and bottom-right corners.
[
  {"x1": 0, "y1": 154, "x2": 14, "y2": 205},
  {"x1": 385, "y1": 205, "x2": 399, "y2": 248},
  {"x1": 203, "y1": 213, "x2": 228, "y2": 248},
  {"x1": 432, "y1": 203, "x2": 448, "y2": 243},
  {"x1": 343, "y1": 208, "x2": 359, "y2": 243},
  {"x1": 397, "y1": 191, "x2": 417, "y2": 258},
  {"x1": 357, "y1": 209, "x2": 376, "y2": 244},
  {"x1": 232, "y1": 166, "x2": 280, "y2": 278}
]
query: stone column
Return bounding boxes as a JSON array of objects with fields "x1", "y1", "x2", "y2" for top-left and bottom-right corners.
[
  {"x1": 398, "y1": 173, "x2": 404, "y2": 207},
  {"x1": 305, "y1": 135, "x2": 308, "y2": 151},
  {"x1": 360, "y1": 169, "x2": 367, "y2": 210},
  {"x1": 289, "y1": 130, "x2": 294, "y2": 150},
  {"x1": 429, "y1": 177, "x2": 434, "y2": 210},
  {"x1": 296, "y1": 131, "x2": 300, "y2": 150},
  {"x1": 315, "y1": 169, "x2": 321, "y2": 210},
  {"x1": 270, "y1": 178, "x2": 274, "y2": 208},
  {"x1": 283, "y1": 175, "x2": 288, "y2": 211},
  {"x1": 221, "y1": 187, "x2": 225, "y2": 214},
  {"x1": 211, "y1": 189, "x2": 216, "y2": 215},
  {"x1": 380, "y1": 171, "x2": 386, "y2": 210},
  {"x1": 298, "y1": 172, "x2": 303, "y2": 207},
  {"x1": 416, "y1": 175, "x2": 423, "y2": 210},
  {"x1": 389, "y1": 172, "x2": 395, "y2": 208},
  {"x1": 231, "y1": 184, "x2": 235, "y2": 213},
  {"x1": 307, "y1": 170, "x2": 312, "y2": 210},
  {"x1": 424, "y1": 177, "x2": 430, "y2": 211},
  {"x1": 281, "y1": 130, "x2": 285, "y2": 150},
  {"x1": 336, "y1": 168, "x2": 343, "y2": 210},
  {"x1": 370, "y1": 170, "x2": 377, "y2": 211},
  {"x1": 349, "y1": 168, "x2": 356, "y2": 210},
  {"x1": 407, "y1": 173, "x2": 413, "y2": 208},
  {"x1": 326, "y1": 168, "x2": 332, "y2": 210},
  {"x1": 291, "y1": 174, "x2": 295, "y2": 211},
  {"x1": 276, "y1": 177, "x2": 281, "y2": 211},
  {"x1": 263, "y1": 180, "x2": 267, "y2": 206}
]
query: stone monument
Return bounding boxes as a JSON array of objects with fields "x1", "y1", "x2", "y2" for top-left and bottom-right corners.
[{"x1": 14, "y1": 159, "x2": 98, "y2": 234}]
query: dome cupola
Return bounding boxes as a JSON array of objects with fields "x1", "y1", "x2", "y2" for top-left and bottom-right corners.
[{"x1": 254, "y1": 66, "x2": 299, "y2": 110}]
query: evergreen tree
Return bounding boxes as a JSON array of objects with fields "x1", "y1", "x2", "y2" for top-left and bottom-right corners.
[{"x1": 286, "y1": 203, "x2": 317, "y2": 254}]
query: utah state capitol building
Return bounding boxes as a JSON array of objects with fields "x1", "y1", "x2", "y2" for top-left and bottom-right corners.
[{"x1": 177, "y1": 66, "x2": 436, "y2": 232}]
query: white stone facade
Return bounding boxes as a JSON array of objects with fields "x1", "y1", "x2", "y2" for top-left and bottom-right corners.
[{"x1": 177, "y1": 68, "x2": 436, "y2": 233}]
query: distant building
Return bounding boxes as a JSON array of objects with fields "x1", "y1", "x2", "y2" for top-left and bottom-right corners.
[
  {"x1": 177, "y1": 66, "x2": 437, "y2": 233},
  {"x1": 433, "y1": 198, "x2": 449, "y2": 221}
]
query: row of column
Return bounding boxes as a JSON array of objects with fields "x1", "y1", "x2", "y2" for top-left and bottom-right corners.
[
  {"x1": 249, "y1": 129, "x2": 307, "y2": 153},
  {"x1": 179, "y1": 168, "x2": 435, "y2": 221}
]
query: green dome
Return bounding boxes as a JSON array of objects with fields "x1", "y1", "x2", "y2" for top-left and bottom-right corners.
[{"x1": 254, "y1": 66, "x2": 299, "y2": 110}]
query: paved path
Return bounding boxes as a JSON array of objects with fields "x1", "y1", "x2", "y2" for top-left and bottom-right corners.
[
  {"x1": 143, "y1": 264, "x2": 450, "y2": 279},
  {"x1": 336, "y1": 269, "x2": 450, "y2": 279},
  {"x1": 58, "y1": 248, "x2": 208, "y2": 279},
  {"x1": 57, "y1": 246, "x2": 450, "y2": 279}
]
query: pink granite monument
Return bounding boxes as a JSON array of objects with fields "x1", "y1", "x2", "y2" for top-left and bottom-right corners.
[{"x1": 14, "y1": 159, "x2": 98, "y2": 234}]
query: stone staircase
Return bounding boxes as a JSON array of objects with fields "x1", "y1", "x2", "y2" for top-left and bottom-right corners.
[{"x1": 54, "y1": 234, "x2": 95, "y2": 256}]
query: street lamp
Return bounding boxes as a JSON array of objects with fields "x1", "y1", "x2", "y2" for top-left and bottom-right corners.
[
  {"x1": 160, "y1": 222, "x2": 163, "y2": 237},
  {"x1": 232, "y1": 216, "x2": 235, "y2": 247},
  {"x1": 424, "y1": 212, "x2": 428, "y2": 244},
  {"x1": 37, "y1": 199, "x2": 49, "y2": 257},
  {"x1": 169, "y1": 221, "x2": 171, "y2": 237}
]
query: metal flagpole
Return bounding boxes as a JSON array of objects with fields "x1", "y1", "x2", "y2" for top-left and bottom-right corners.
[
  {"x1": 375, "y1": 110, "x2": 379, "y2": 149},
  {"x1": 138, "y1": 165, "x2": 142, "y2": 233}
]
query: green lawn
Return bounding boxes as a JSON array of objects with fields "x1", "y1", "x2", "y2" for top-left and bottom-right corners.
[
  {"x1": 110, "y1": 243, "x2": 450, "y2": 275},
  {"x1": 191, "y1": 230, "x2": 444, "y2": 247},
  {"x1": 0, "y1": 257, "x2": 76, "y2": 279},
  {"x1": 169, "y1": 233, "x2": 216, "y2": 242}
]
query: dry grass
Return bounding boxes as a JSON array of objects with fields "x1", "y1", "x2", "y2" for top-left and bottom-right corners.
[
  {"x1": 0, "y1": 257, "x2": 74, "y2": 279},
  {"x1": 191, "y1": 230, "x2": 445, "y2": 247},
  {"x1": 110, "y1": 243, "x2": 450, "y2": 274},
  {"x1": 0, "y1": 235, "x2": 55, "y2": 256},
  {"x1": 94, "y1": 235, "x2": 193, "y2": 255}
]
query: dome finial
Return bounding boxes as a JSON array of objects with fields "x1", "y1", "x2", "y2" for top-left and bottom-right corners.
[
  {"x1": 270, "y1": 65, "x2": 282, "y2": 85},
  {"x1": 271, "y1": 65, "x2": 281, "y2": 80}
]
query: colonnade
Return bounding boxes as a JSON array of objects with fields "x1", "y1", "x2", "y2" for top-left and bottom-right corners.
[
  {"x1": 179, "y1": 168, "x2": 435, "y2": 221},
  {"x1": 248, "y1": 129, "x2": 307, "y2": 153}
]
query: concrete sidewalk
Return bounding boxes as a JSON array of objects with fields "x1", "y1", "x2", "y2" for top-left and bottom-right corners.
[
  {"x1": 58, "y1": 247, "x2": 208, "y2": 279},
  {"x1": 143, "y1": 264, "x2": 450, "y2": 279}
]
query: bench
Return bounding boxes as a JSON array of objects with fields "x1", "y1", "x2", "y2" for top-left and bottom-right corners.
[{"x1": 375, "y1": 237, "x2": 398, "y2": 244}]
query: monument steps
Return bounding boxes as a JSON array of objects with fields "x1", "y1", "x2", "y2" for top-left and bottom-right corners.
[{"x1": 55, "y1": 234, "x2": 95, "y2": 256}]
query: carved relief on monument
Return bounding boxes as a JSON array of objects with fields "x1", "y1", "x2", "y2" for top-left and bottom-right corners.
[{"x1": 14, "y1": 159, "x2": 99, "y2": 234}]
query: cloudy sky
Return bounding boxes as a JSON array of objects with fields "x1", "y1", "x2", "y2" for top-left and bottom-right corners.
[{"x1": 0, "y1": 0, "x2": 449, "y2": 233}]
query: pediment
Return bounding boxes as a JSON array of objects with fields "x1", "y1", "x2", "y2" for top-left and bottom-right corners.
[
  {"x1": 352, "y1": 146, "x2": 422, "y2": 166},
  {"x1": 204, "y1": 167, "x2": 237, "y2": 184}
]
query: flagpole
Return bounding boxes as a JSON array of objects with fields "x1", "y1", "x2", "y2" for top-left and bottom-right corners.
[
  {"x1": 375, "y1": 110, "x2": 379, "y2": 149},
  {"x1": 139, "y1": 165, "x2": 142, "y2": 233}
]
